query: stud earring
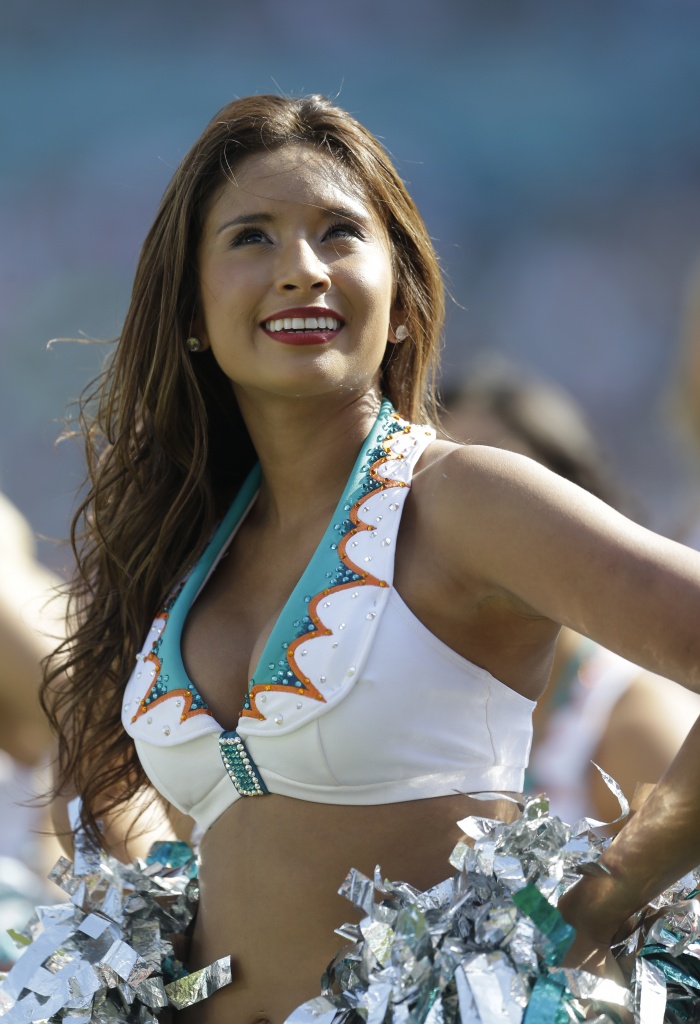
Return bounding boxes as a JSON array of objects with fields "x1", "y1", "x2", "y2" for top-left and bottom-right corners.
[
  {"x1": 186, "y1": 336, "x2": 202, "y2": 353},
  {"x1": 394, "y1": 325, "x2": 409, "y2": 342}
]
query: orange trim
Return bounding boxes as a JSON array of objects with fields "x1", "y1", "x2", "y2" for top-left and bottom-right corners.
[
  {"x1": 132, "y1": 420, "x2": 421, "y2": 727},
  {"x1": 143, "y1": 650, "x2": 161, "y2": 674},
  {"x1": 131, "y1": 687, "x2": 213, "y2": 724},
  {"x1": 131, "y1": 611, "x2": 213, "y2": 724},
  {"x1": 243, "y1": 423, "x2": 412, "y2": 720}
]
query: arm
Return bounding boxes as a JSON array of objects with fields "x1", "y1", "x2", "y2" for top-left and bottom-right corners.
[
  {"x1": 435, "y1": 444, "x2": 700, "y2": 694},
  {"x1": 0, "y1": 595, "x2": 54, "y2": 765},
  {"x1": 558, "y1": 715, "x2": 700, "y2": 965},
  {"x1": 587, "y1": 673, "x2": 700, "y2": 822},
  {"x1": 430, "y1": 445, "x2": 700, "y2": 947}
]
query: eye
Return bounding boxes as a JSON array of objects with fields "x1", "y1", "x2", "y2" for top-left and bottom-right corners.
[
  {"x1": 230, "y1": 226, "x2": 269, "y2": 247},
  {"x1": 325, "y1": 220, "x2": 365, "y2": 242}
]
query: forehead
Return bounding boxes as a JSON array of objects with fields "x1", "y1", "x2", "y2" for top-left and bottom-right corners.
[{"x1": 204, "y1": 144, "x2": 380, "y2": 228}]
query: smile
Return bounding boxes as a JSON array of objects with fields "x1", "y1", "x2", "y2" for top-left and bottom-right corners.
[
  {"x1": 260, "y1": 309, "x2": 345, "y2": 346},
  {"x1": 264, "y1": 315, "x2": 342, "y2": 332}
]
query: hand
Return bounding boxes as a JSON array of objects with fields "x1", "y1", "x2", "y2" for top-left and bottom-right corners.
[{"x1": 560, "y1": 928, "x2": 626, "y2": 985}]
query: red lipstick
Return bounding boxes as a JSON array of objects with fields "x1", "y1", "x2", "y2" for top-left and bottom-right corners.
[{"x1": 259, "y1": 306, "x2": 345, "y2": 346}]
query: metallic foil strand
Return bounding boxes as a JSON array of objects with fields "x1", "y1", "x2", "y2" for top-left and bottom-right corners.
[{"x1": 164, "y1": 956, "x2": 232, "y2": 1009}]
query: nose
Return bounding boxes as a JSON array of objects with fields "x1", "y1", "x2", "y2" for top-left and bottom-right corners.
[{"x1": 276, "y1": 239, "x2": 331, "y2": 295}]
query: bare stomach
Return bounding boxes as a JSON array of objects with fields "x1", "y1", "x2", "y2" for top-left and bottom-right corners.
[{"x1": 176, "y1": 791, "x2": 520, "y2": 1024}]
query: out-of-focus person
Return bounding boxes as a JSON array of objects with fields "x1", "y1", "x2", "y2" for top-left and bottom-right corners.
[
  {"x1": 0, "y1": 492, "x2": 67, "y2": 965},
  {"x1": 671, "y1": 257, "x2": 700, "y2": 549},
  {"x1": 441, "y1": 373, "x2": 700, "y2": 825},
  {"x1": 0, "y1": 493, "x2": 180, "y2": 967}
]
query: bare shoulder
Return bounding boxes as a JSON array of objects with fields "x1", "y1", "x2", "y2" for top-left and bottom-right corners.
[
  {"x1": 408, "y1": 439, "x2": 563, "y2": 609},
  {"x1": 411, "y1": 439, "x2": 587, "y2": 578},
  {"x1": 413, "y1": 437, "x2": 645, "y2": 570},
  {"x1": 411, "y1": 438, "x2": 700, "y2": 693},
  {"x1": 416, "y1": 438, "x2": 603, "y2": 511}
]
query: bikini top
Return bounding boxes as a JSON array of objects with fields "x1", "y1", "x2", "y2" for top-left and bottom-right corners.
[{"x1": 122, "y1": 401, "x2": 535, "y2": 832}]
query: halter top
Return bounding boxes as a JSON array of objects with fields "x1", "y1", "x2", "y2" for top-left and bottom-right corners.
[{"x1": 122, "y1": 402, "x2": 534, "y2": 831}]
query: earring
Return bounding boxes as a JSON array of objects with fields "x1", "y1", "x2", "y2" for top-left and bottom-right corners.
[
  {"x1": 394, "y1": 324, "x2": 409, "y2": 342},
  {"x1": 186, "y1": 336, "x2": 202, "y2": 353}
]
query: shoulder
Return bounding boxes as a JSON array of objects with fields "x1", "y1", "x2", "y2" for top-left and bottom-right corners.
[
  {"x1": 415, "y1": 435, "x2": 604, "y2": 495},
  {"x1": 408, "y1": 438, "x2": 560, "y2": 602},
  {"x1": 407, "y1": 435, "x2": 637, "y2": 616},
  {"x1": 412, "y1": 438, "x2": 583, "y2": 546}
]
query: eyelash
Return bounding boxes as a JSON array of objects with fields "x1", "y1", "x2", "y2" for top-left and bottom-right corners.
[
  {"x1": 230, "y1": 220, "x2": 364, "y2": 248},
  {"x1": 326, "y1": 220, "x2": 364, "y2": 241},
  {"x1": 230, "y1": 227, "x2": 267, "y2": 247}
]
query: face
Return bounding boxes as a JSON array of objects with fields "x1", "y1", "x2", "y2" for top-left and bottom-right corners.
[{"x1": 196, "y1": 145, "x2": 398, "y2": 404}]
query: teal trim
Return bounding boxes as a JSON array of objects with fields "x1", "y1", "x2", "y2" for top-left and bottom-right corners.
[
  {"x1": 243, "y1": 398, "x2": 399, "y2": 711},
  {"x1": 140, "y1": 399, "x2": 401, "y2": 717},
  {"x1": 165, "y1": 464, "x2": 262, "y2": 642},
  {"x1": 142, "y1": 463, "x2": 262, "y2": 712}
]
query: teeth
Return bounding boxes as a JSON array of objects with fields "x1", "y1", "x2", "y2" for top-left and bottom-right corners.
[{"x1": 264, "y1": 316, "x2": 341, "y2": 332}]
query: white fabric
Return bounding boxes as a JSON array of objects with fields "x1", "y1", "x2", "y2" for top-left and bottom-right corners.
[
  {"x1": 124, "y1": 417, "x2": 535, "y2": 831},
  {"x1": 135, "y1": 587, "x2": 535, "y2": 830}
]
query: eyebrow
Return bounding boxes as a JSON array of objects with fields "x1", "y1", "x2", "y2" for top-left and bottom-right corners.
[
  {"x1": 215, "y1": 212, "x2": 274, "y2": 235},
  {"x1": 215, "y1": 206, "x2": 373, "y2": 236}
]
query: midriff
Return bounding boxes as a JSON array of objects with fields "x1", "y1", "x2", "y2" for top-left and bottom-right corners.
[{"x1": 176, "y1": 791, "x2": 520, "y2": 1024}]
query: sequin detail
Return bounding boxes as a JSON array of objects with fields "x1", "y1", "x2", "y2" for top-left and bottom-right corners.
[
  {"x1": 243, "y1": 408, "x2": 417, "y2": 721},
  {"x1": 131, "y1": 579, "x2": 211, "y2": 725},
  {"x1": 219, "y1": 731, "x2": 269, "y2": 797}
]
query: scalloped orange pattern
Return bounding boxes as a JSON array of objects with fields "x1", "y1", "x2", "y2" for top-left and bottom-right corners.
[
  {"x1": 131, "y1": 605, "x2": 214, "y2": 725},
  {"x1": 129, "y1": 416, "x2": 420, "y2": 728},
  {"x1": 242, "y1": 416, "x2": 414, "y2": 721}
]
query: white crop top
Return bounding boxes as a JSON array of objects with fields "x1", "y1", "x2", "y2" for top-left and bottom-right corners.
[{"x1": 122, "y1": 402, "x2": 534, "y2": 831}]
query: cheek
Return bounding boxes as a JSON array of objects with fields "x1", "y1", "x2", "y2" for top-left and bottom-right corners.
[
  {"x1": 199, "y1": 269, "x2": 251, "y2": 337},
  {"x1": 354, "y1": 260, "x2": 395, "y2": 319}
]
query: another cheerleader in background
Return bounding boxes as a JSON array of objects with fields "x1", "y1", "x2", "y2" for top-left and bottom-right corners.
[
  {"x1": 671, "y1": 255, "x2": 700, "y2": 550},
  {"x1": 0, "y1": 492, "x2": 65, "y2": 965}
]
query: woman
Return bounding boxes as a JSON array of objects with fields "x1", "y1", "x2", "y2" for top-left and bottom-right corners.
[{"x1": 43, "y1": 95, "x2": 700, "y2": 1023}]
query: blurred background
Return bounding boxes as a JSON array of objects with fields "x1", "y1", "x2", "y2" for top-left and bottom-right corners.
[{"x1": 3, "y1": 0, "x2": 700, "y2": 573}]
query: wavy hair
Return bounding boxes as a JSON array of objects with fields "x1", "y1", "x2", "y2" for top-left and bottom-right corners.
[{"x1": 42, "y1": 94, "x2": 445, "y2": 845}]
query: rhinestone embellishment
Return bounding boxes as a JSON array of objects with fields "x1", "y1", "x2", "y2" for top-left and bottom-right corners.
[
  {"x1": 209, "y1": 407, "x2": 432, "y2": 726},
  {"x1": 219, "y1": 731, "x2": 268, "y2": 797}
]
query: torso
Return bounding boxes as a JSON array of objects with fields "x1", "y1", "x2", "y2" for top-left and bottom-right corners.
[
  {"x1": 182, "y1": 439, "x2": 559, "y2": 724},
  {"x1": 179, "y1": 789, "x2": 521, "y2": 1024},
  {"x1": 137, "y1": 410, "x2": 559, "y2": 1023}
]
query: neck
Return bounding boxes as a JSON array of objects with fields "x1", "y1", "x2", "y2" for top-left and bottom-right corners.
[{"x1": 233, "y1": 387, "x2": 385, "y2": 530}]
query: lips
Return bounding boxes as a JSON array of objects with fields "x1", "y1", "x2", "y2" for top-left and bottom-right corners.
[{"x1": 260, "y1": 307, "x2": 345, "y2": 346}]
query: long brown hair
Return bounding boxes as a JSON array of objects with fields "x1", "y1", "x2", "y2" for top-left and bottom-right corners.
[{"x1": 43, "y1": 94, "x2": 445, "y2": 845}]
